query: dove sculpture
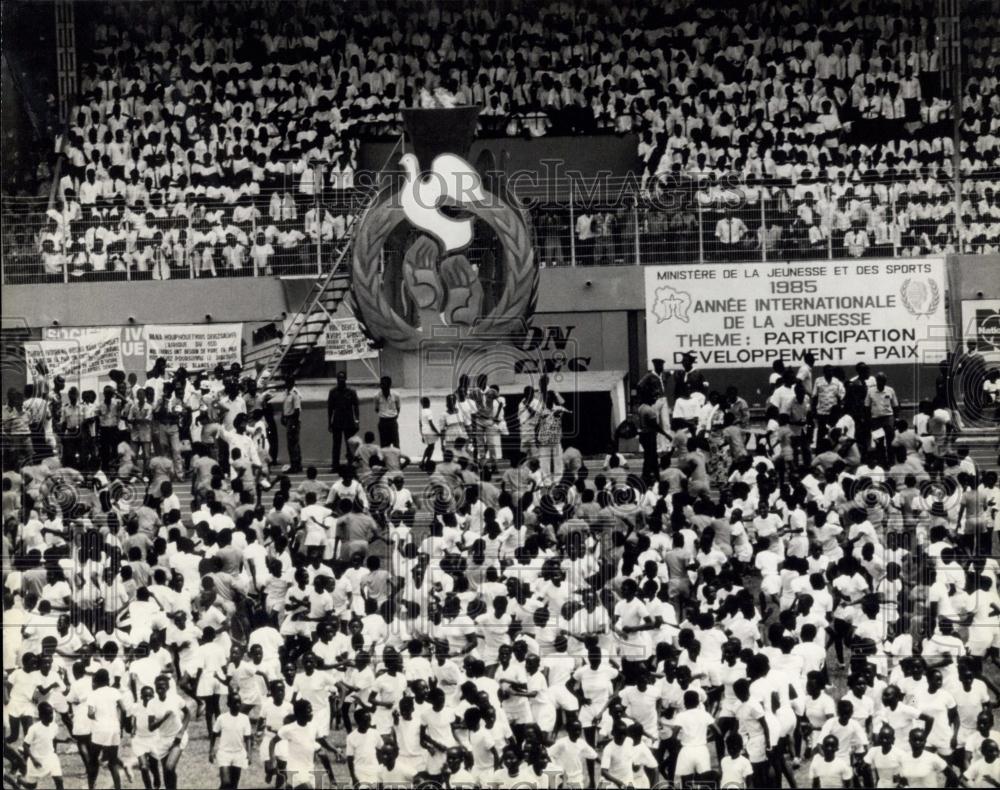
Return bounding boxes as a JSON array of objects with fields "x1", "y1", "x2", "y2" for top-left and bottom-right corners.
[{"x1": 399, "y1": 153, "x2": 486, "y2": 253}]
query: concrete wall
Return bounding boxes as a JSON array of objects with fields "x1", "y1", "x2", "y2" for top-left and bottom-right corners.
[
  {"x1": 7, "y1": 255, "x2": 993, "y2": 406},
  {"x1": 953, "y1": 255, "x2": 1000, "y2": 301},
  {"x1": 3, "y1": 277, "x2": 291, "y2": 327}
]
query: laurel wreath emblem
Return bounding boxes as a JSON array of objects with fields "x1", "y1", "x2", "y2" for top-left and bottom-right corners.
[
  {"x1": 899, "y1": 277, "x2": 940, "y2": 317},
  {"x1": 351, "y1": 189, "x2": 537, "y2": 351}
]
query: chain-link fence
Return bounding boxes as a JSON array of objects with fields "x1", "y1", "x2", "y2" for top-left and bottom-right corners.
[{"x1": 4, "y1": 169, "x2": 999, "y2": 284}]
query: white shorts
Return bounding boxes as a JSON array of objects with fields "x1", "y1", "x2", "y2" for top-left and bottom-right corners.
[
  {"x1": 91, "y1": 725, "x2": 122, "y2": 748},
  {"x1": 48, "y1": 691, "x2": 69, "y2": 715},
  {"x1": 131, "y1": 734, "x2": 158, "y2": 758},
  {"x1": 216, "y1": 749, "x2": 249, "y2": 769},
  {"x1": 6, "y1": 698, "x2": 35, "y2": 719},
  {"x1": 718, "y1": 696, "x2": 741, "y2": 718},
  {"x1": 196, "y1": 677, "x2": 225, "y2": 698},
  {"x1": 534, "y1": 704, "x2": 556, "y2": 733},
  {"x1": 71, "y1": 713, "x2": 92, "y2": 738},
  {"x1": 285, "y1": 768, "x2": 316, "y2": 788},
  {"x1": 579, "y1": 702, "x2": 603, "y2": 727},
  {"x1": 259, "y1": 737, "x2": 289, "y2": 765},
  {"x1": 425, "y1": 749, "x2": 446, "y2": 775},
  {"x1": 760, "y1": 574, "x2": 781, "y2": 596},
  {"x1": 968, "y1": 624, "x2": 1000, "y2": 655},
  {"x1": 395, "y1": 753, "x2": 426, "y2": 780},
  {"x1": 777, "y1": 707, "x2": 797, "y2": 738},
  {"x1": 25, "y1": 752, "x2": 62, "y2": 781},
  {"x1": 675, "y1": 744, "x2": 712, "y2": 777},
  {"x1": 372, "y1": 709, "x2": 395, "y2": 736},
  {"x1": 311, "y1": 710, "x2": 331, "y2": 739},
  {"x1": 551, "y1": 684, "x2": 581, "y2": 712},
  {"x1": 151, "y1": 730, "x2": 189, "y2": 761},
  {"x1": 926, "y1": 724, "x2": 953, "y2": 754},
  {"x1": 279, "y1": 619, "x2": 314, "y2": 639}
]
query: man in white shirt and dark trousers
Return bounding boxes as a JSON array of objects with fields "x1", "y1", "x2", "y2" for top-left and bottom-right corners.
[
  {"x1": 715, "y1": 212, "x2": 749, "y2": 261},
  {"x1": 282, "y1": 377, "x2": 303, "y2": 474}
]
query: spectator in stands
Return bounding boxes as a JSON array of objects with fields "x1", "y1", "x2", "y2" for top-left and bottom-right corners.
[
  {"x1": 844, "y1": 222, "x2": 871, "y2": 258},
  {"x1": 715, "y1": 211, "x2": 749, "y2": 260},
  {"x1": 5, "y1": 0, "x2": 999, "y2": 281}
]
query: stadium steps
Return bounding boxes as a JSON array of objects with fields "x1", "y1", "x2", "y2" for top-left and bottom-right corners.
[{"x1": 955, "y1": 426, "x2": 998, "y2": 468}]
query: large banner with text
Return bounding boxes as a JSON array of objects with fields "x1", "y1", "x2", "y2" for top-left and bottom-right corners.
[
  {"x1": 322, "y1": 318, "x2": 379, "y2": 362},
  {"x1": 30, "y1": 324, "x2": 244, "y2": 390},
  {"x1": 144, "y1": 324, "x2": 243, "y2": 372},
  {"x1": 644, "y1": 258, "x2": 947, "y2": 369},
  {"x1": 25, "y1": 328, "x2": 124, "y2": 391}
]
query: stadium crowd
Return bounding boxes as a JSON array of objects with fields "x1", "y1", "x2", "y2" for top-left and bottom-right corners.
[
  {"x1": 4, "y1": 0, "x2": 999, "y2": 282},
  {"x1": 2, "y1": 347, "x2": 999, "y2": 789}
]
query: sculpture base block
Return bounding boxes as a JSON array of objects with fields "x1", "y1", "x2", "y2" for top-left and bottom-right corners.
[{"x1": 380, "y1": 325, "x2": 517, "y2": 393}]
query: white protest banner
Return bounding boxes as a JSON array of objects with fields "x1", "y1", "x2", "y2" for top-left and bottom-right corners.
[
  {"x1": 145, "y1": 324, "x2": 243, "y2": 372},
  {"x1": 644, "y1": 258, "x2": 946, "y2": 368},
  {"x1": 25, "y1": 328, "x2": 123, "y2": 390},
  {"x1": 323, "y1": 317, "x2": 378, "y2": 361},
  {"x1": 961, "y1": 298, "x2": 1000, "y2": 363}
]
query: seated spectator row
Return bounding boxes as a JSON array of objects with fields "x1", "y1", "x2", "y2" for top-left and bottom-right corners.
[
  {"x1": 4, "y1": 170, "x2": 998, "y2": 283},
  {"x1": 6, "y1": 0, "x2": 998, "y2": 282}
]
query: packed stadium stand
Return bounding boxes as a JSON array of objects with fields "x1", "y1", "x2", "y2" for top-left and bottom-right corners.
[{"x1": 2, "y1": 0, "x2": 999, "y2": 282}]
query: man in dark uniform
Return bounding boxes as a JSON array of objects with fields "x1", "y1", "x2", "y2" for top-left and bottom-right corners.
[
  {"x1": 845, "y1": 362, "x2": 874, "y2": 454},
  {"x1": 327, "y1": 370, "x2": 359, "y2": 472},
  {"x1": 637, "y1": 394, "x2": 663, "y2": 484},
  {"x1": 957, "y1": 339, "x2": 987, "y2": 415},
  {"x1": 637, "y1": 358, "x2": 669, "y2": 404},
  {"x1": 672, "y1": 352, "x2": 698, "y2": 399}
]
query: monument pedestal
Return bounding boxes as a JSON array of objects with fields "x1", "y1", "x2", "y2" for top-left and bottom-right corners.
[{"x1": 380, "y1": 324, "x2": 517, "y2": 393}]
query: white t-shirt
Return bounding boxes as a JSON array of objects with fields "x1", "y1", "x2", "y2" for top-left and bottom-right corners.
[
  {"x1": 668, "y1": 707, "x2": 715, "y2": 746},
  {"x1": 720, "y1": 754, "x2": 754, "y2": 788},
  {"x1": 419, "y1": 407, "x2": 436, "y2": 437},
  {"x1": 964, "y1": 756, "x2": 1000, "y2": 787},
  {"x1": 873, "y1": 702, "x2": 922, "y2": 741},
  {"x1": 863, "y1": 746, "x2": 906, "y2": 788},
  {"x1": 548, "y1": 736, "x2": 597, "y2": 783},
  {"x1": 897, "y1": 750, "x2": 947, "y2": 786},
  {"x1": 574, "y1": 665, "x2": 618, "y2": 710},
  {"x1": 88, "y1": 686, "x2": 122, "y2": 731},
  {"x1": 345, "y1": 727, "x2": 381, "y2": 782},
  {"x1": 469, "y1": 728, "x2": 500, "y2": 773},
  {"x1": 147, "y1": 693, "x2": 186, "y2": 740},
  {"x1": 277, "y1": 721, "x2": 319, "y2": 774},
  {"x1": 24, "y1": 720, "x2": 58, "y2": 760},
  {"x1": 808, "y1": 754, "x2": 854, "y2": 787},
  {"x1": 214, "y1": 711, "x2": 251, "y2": 753},
  {"x1": 600, "y1": 740, "x2": 635, "y2": 784}
]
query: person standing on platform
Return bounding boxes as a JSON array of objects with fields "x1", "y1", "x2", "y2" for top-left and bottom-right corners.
[
  {"x1": 328, "y1": 371, "x2": 359, "y2": 472},
  {"x1": 637, "y1": 394, "x2": 661, "y2": 484},
  {"x1": 673, "y1": 352, "x2": 699, "y2": 401},
  {"x1": 246, "y1": 378, "x2": 278, "y2": 467},
  {"x1": 638, "y1": 359, "x2": 668, "y2": 405},
  {"x1": 812, "y1": 365, "x2": 845, "y2": 443},
  {"x1": 375, "y1": 376, "x2": 401, "y2": 448},
  {"x1": 845, "y1": 362, "x2": 875, "y2": 455},
  {"x1": 281, "y1": 377, "x2": 303, "y2": 474},
  {"x1": 865, "y1": 372, "x2": 899, "y2": 466}
]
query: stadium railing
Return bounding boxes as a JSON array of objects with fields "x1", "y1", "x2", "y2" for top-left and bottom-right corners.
[{"x1": 3, "y1": 170, "x2": 997, "y2": 284}]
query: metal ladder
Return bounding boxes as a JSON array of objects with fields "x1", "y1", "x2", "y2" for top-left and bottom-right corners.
[{"x1": 258, "y1": 139, "x2": 402, "y2": 386}]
